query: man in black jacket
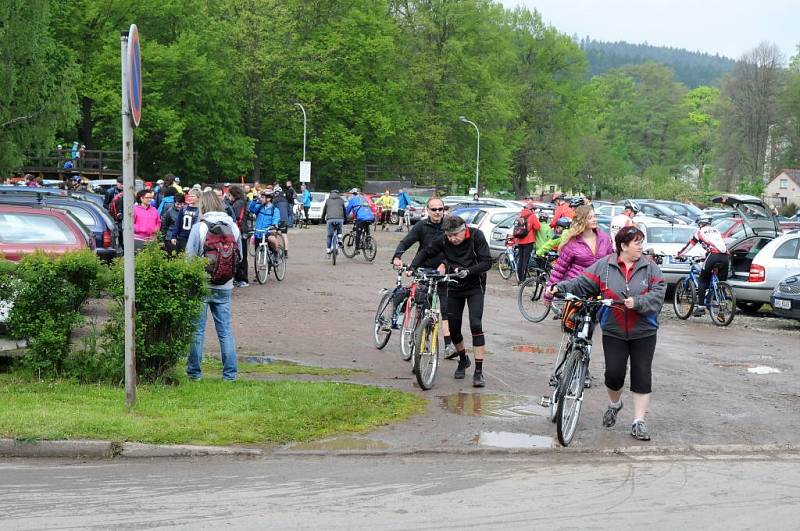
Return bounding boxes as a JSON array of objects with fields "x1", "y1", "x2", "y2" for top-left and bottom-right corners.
[
  {"x1": 412, "y1": 215, "x2": 492, "y2": 387},
  {"x1": 392, "y1": 197, "x2": 456, "y2": 356}
]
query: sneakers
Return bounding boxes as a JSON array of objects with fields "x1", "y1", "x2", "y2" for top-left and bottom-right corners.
[
  {"x1": 602, "y1": 402, "x2": 623, "y2": 428},
  {"x1": 692, "y1": 306, "x2": 706, "y2": 317},
  {"x1": 454, "y1": 356, "x2": 471, "y2": 379},
  {"x1": 326, "y1": 247, "x2": 332, "y2": 255},
  {"x1": 472, "y1": 371, "x2": 485, "y2": 388},
  {"x1": 444, "y1": 344, "x2": 459, "y2": 360},
  {"x1": 631, "y1": 420, "x2": 651, "y2": 441}
]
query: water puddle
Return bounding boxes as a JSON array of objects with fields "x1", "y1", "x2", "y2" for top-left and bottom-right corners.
[
  {"x1": 475, "y1": 431, "x2": 553, "y2": 449},
  {"x1": 287, "y1": 436, "x2": 391, "y2": 451},
  {"x1": 241, "y1": 355, "x2": 296, "y2": 365},
  {"x1": 439, "y1": 393, "x2": 547, "y2": 418},
  {"x1": 714, "y1": 362, "x2": 755, "y2": 369},
  {"x1": 747, "y1": 366, "x2": 782, "y2": 375},
  {"x1": 512, "y1": 344, "x2": 556, "y2": 355}
]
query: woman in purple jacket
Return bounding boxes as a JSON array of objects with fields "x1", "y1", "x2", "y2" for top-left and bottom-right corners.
[{"x1": 546, "y1": 205, "x2": 613, "y2": 292}]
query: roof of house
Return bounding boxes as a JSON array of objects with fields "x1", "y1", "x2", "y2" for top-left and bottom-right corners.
[{"x1": 771, "y1": 169, "x2": 800, "y2": 187}]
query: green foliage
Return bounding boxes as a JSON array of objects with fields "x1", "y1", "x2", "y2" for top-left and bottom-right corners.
[
  {"x1": 780, "y1": 203, "x2": 798, "y2": 218},
  {"x1": 101, "y1": 244, "x2": 207, "y2": 383}
]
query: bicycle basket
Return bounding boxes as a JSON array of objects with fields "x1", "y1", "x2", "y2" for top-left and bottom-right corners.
[{"x1": 561, "y1": 300, "x2": 584, "y2": 333}]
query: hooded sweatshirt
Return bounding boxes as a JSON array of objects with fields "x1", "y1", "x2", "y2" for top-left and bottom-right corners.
[
  {"x1": 322, "y1": 192, "x2": 347, "y2": 221},
  {"x1": 185, "y1": 211, "x2": 242, "y2": 290}
]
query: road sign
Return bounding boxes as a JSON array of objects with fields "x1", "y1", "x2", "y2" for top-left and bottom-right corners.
[
  {"x1": 300, "y1": 161, "x2": 311, "y2": 183},
  {"x1": 128, "y1": 24, "x2": 142, "y2": 127}
]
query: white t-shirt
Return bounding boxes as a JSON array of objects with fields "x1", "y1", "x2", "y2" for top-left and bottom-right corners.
[
  {"x1": 690, "y1": 225, "x2": 727, "y2": 254},
  {"x1": 609, "y1": 213, "x2": 634, "y2": 242}
]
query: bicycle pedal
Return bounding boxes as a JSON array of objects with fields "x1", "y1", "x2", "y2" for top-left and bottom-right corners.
[
  {"x1": 539, "y1": 396, "x2": 552, "y2": 408},
  {"x1": 548, "y1": 376, "x2": 558, "y2": 387}
]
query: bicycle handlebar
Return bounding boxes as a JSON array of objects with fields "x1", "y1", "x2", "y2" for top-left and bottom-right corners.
[
  {"x1": 555, "y1": 292, "x2": 623, "y2": 307},
  {"x1": 414, "y1": 268, "x2": 468, "y2": 282}
]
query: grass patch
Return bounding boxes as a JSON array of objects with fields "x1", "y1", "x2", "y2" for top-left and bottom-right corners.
[
  {"x1": 202, "y1": 357, "x2": 368, "y2": 377},
  {"x1": 0, "y1": 373, "x2": 424, "y2": 446}
]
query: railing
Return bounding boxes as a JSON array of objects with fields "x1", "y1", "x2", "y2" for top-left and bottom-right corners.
[{"x1": 22, "y1": 149, "x2": 137, "y2": 178}]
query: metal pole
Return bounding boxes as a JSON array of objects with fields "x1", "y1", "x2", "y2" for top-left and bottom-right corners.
[
  {"x1": 459, "y1": 117, "x2": 480, "y2": 193},
  {"x1": 120, "y1": 31, "x2": 136, "y2": 409},
  {"x1": 294, "y1": 103, "x2": 307, "y2": 161}
]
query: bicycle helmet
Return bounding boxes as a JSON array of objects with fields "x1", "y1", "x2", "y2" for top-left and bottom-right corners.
[
  {"x1": 556, "y1": 216, "x2": 572, "y2": 229},
  {"x1": 260, "y1": 189, "x2": 274, "y2": 197},
  {"x1": 568, "y1": 196, "x2": 585, "y2": 208},
  {"x1": 330, "y1": 189, "x2": 340, "y2": 194},
  {"x1": 697, "y1": 215, "x2": 713, "y2": 226},
  {"x1": 623, "y1": 199, "x2": 641, "y2": 214}
]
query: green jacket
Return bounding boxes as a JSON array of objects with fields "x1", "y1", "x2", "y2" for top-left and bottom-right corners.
[{"x1": 536, "y1": 228, "x2": 566, "y2": 257}]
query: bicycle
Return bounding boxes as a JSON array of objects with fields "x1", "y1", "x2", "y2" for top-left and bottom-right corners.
[
  {"x1": 669, "y1": 255, "x2": 736, "y2": 327},
  {"x1": 517, "y1": 251, "x2": 562, "y2": 322},
  {"x1": 253, "y1": 227, "x2": 286, "y2": 284},
  {"x1": 341, "y1": 224, "x2": 377, "y2": 262},
  {"x1": 497, "y1": 240, "x2": 543, "y2": 280},
  {"x1": 373, "y1": 265, "x2": 411, "y2": 350},
  {"x1": 412, "y1": 268, "x2": 466, "y2": 390},
  {"x1": 327, "y1": 221, "x2": 344, "y2": 266},
  {"x1": 539, "y1": 292, "x2": 621, "y2": 446},
  {"x1": 293, "y1": 203, "x2": 308, "y2": 229}
]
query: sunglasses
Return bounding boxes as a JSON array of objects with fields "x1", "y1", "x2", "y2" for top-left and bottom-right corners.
[{"x1": 429, "y1": 207, "x2": 444, "y2": 212}]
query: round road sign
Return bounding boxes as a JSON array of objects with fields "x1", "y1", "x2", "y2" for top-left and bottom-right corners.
[{"x1": 128, "y1": 24, "x2": 142, "y2": 127}]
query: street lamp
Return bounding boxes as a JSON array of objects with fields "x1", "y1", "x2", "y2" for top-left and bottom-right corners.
[
  {"x1": 459, "y1": 116, "x2": 480, "y2": 194},
  {"x1": 294, "y1": 102, "x2": 307, "y2": 161}
]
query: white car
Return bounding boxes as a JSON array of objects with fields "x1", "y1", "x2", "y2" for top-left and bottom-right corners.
[
  {"x1": 307, "y1": 192, "x2": 329, "y2": 223},
  {"x1": 470, "y1": 207, "x2": 521, "y2": 245},
  {"x1": 637, "y1": 221, "x2": 705, "y2": 286},
  {"x1": 727, "y1": 230, "x2": 800, "y2": 309}
]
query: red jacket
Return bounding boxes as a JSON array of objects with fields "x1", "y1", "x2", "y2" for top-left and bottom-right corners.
[
  {"x1": 550, "y1": 203, "x2": 575, "y2": 228},
  {"x1": 512, "y1": 208, "x2": 541, "y2": 245}
]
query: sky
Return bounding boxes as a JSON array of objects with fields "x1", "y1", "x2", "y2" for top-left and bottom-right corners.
[{"x1": 500, "y1": 0, "x2": 799, "y2": 62}]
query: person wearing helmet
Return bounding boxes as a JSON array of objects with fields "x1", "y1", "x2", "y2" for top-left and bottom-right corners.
[
  {"x1": 248, "y1": 189, "x2": 282, "y2": 256},
  {"x1": 346, "y1": 187, "x2": 376, "y2": 251},
  {"x1": 676, "y1": 215, "x2": 729, "y2": 317},
  {"x1": 322, "y1": 190, "x2": 347, "y2": 255},
  {"x1": 610, "y1": 200, "x2": 640, "y2": 241},
  {"x1": 550, "y1": 193, "x2": 575, "y2": 229},
  {"x1": 568, "y1": 196, "x2": 585, "y2": 209}
]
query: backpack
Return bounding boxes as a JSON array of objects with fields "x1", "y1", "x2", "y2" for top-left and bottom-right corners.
[
  {"x1": 512, "y1": 214, "x2": 529, "y2": 238},
  {"x1": 202, "y1": 220, "x2": 239, "y2": 285},
  {"x1": 108, "y1": 192, "x2": 124, "y2": 222}
]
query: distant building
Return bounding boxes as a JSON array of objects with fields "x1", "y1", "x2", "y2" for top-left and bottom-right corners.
[{"x1": 764, "y1": 169, "x2": 800, "y2": 208}]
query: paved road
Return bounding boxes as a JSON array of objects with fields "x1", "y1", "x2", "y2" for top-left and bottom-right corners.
[{"x1": 2, "y1": 453, "x2": 799, "y2": 529}]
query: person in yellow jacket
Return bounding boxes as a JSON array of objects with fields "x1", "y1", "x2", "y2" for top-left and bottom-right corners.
[{"x1": 374, "y1": 190, "x2": 394, "y2": 231}]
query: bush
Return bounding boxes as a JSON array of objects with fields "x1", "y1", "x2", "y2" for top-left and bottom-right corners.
[
  {"x1": 780, "y1": 202, "x2": 798, "y2": 218},
  {"x1": 100, "y1": 243, "x2": 208, "y2": 383}
]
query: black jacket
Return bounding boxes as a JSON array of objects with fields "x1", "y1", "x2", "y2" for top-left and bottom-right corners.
[
  {"x1": 392, "y1": 218, "x2": 445, "y2": 269},
  {"x1": 411, "y1": 226, "x2": 492, "y2": 292}
]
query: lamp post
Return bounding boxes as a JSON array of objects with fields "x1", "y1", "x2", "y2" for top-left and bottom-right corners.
[
  {"x1": 459, "y1": 116, "x2": 480, "y2": 194},
  {"x1": 294, "y1": 102, "x2": 307, "y2": 161}
]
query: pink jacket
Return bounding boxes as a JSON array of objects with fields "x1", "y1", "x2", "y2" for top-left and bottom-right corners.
[
  {"x1": 547, "y1": 229, "x2": 613, "y2": 287},
  {"x1": 134, "y1": 204, "x2": 161, "y2": 240}
]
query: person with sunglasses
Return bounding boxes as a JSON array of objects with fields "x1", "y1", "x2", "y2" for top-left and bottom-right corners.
[{"x1": 548, "y1": 225, "x2": 666, "y2": 441}]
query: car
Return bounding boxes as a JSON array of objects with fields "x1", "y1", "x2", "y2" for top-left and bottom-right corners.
[
  {"x1": 771, "y1": 273, "x2": 800, "y2": 320},
  {"x1": 450, "y1": 207, "x2": 483, "y2": 225},
  {"x1": 710, "y1": 194, "x2": 780, "y2": 238},
  {"x1": 441, "y1": 196, "x2": 520, "y2": 209},
  {"x1": 713, "y1": 217, "x2": 748, "y2": 242},
  {"x1": 776, "y1": 216, "x2": 800, "y2": 232},
  {"x1": 0, "y1": 188, "x2": 120, "y2": 262},
  {"x1": 0, "y1": 204, "x2": 94, "y2": 261},
  {"x1": 651, "y1": 200, "x2": 704, "y2": 222},
  {"x1": 726, "y1": 230, "x2": 800, "y2": 313},
  {"x1": 595, "y1": 204, "x2": 625, "y2": 218},
  {"x1": 470, "y1": 207, "x2": 521, "y2": 244},
  {"x1": 488, "y1": 213, "x2": 519, "y2": 258},
  {"x1": 637, "y1": 221, "x2": 705, "y2": 286},
  {"x1": 307, "y1": 192, "x2": 330, "y2": 223}
]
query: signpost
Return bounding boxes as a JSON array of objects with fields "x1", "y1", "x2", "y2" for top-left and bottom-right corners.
[
  {"x1": 121, "y1": 24, "x2": 141, "y2": 408},
  {"x1": 299, "y1": 160, "x2": 311, "y2": 183}
]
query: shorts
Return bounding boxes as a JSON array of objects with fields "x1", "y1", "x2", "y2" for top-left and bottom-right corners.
[
  {"x1": 278, "y1": 222, "x2": 288, "y2": 234},
  {"x1": 397, "y1": 208, "x2": 405, "y2": 219}
]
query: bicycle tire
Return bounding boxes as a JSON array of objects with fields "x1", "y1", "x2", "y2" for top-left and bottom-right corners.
[
  {"x1": 709, "y1": 281, "x2": 736, "y2": 327},
  {"x1": 363, "y1": 235, "x2": 377, "y2": 262},
  {"x1": 497, "y1": 253, "x2": 513, "y2": 280},
  {"x1": 373, "y1": 292, "x2": 394, "y2": 349},
  {"x1": 556, "y1": 349, "x2": 587, "y2": 447},
  {"x1": 517, "y1": 270, "x2": 550, "y2": 322},
  {"x1": 342, "y1": 232, "x2": 356, "y2": 258},
  {"x1": 400, "y1": 302, "x2": 419, "y2": 361},
  {"x1": 255, "y1": 246, "x2": 269, "y2": 284},
  {"x1": 547, "y1": 334, "x2": 572, "y2": 423},
  {"x1": 273, "y1": 248, "x2": 286, "y2": 281},
  {"x1": 672, "y1": 277, "x2": 695, "y2": 319},
  {"x1": 331, "y1": 245, "x2": 337, "y2": 266},
  {"x1": 414, "y1": 316, "x2": 440, "y2": 390}
]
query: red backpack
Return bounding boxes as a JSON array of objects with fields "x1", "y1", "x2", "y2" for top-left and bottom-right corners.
[
  {"x1": 202, "y1": 221, "x2": 239, "y2": 285},
  {"x1": 512, "y1": 214, "x2": 530, "y2": 238}
]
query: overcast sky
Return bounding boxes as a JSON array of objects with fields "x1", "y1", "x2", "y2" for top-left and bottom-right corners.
[{"x1": 500, "y1": 0, "x2": 798, "y2": 62}]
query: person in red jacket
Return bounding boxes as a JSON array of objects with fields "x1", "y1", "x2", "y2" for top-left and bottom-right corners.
[
  {"x1": 549, "y1": 192, "x2": 576, "y2": 229},
  {"x1": 512, "y1": 195, "x2": 542, "y2": 283}
]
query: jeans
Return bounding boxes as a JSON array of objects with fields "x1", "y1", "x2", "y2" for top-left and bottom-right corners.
[
  {"x1": 187, "y1": 288, "x2": 237, "y2": 381},
  {"x1": 326, "y1": 219, "x2": 343, "y2": 249}
]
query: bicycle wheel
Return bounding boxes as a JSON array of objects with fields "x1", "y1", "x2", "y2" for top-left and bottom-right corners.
[
  {"x1": 556, "y1": 349, "x2": 587, "y2": 447},
  {"x1": 672, "y1": 277, "x2": 695, "y2": 319},
  {"x1": 363, "y1": 235, "x2": 377, "y2": 262},
  {"x1": 414, "y1": 316, "x2": 440, "y2": 390},
  {"x1": 517, "y1": 270, "x2": 550, "y2": 322},
  {"x1": 342, "y1": 232, "x2": 356, "y2": 258},
  {"x1": 497, "y1": 253, "x2": 513, "y2": 280},
  {"x1": 331, "y1": 245, "x2": 337, "y2": 266},
  {"x1": 373, "y1": 292, "x2": 394, "y2": 349},
  {"x1": 709, "y1": 281, "x2": 736, "y2": 327},
  {"x1": 400, "y1": 302, "x2": 419, "y2": 361},
  {"x1": 547, "y1": 334, "x2": 572, "y2": 423},
  {"x1": 272, "y1": 248, "x2": 286, "y2": 281},
  {"x1": 255, "y1": 245, "x2": 269, "y2": 284}
]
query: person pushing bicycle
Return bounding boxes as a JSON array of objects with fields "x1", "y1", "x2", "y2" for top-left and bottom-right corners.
[{"x1": 676, "y1": 215, "x2": 729, "y2": 317}]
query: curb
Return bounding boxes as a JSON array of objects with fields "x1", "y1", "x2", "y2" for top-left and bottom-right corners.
[
  {"x1": 121, "y1": 442, "x2": 263, "y2": 458},
  {"x1": 0, "y1": 439, "x2": 117, "y2": 458}
]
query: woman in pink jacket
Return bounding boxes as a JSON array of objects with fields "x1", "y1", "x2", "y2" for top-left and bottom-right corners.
[
  {"x1": 546, "y1": 205, "x2": 613, "y2": 292},
  {"x1": 133, "y1": 188, "x2": 161, "y2": 249}
]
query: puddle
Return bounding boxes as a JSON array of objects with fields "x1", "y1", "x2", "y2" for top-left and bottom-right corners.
[
  {"x1": 287, "y1": 436, "x2": 391, "y2": 451},
  {"x1": 439, "y1": 393, "x2": 547, "y2": 418},
  {"x1": 512, "y1": 344, "x2": 556, "y2": 355},
  {"x1": 241, "y1": 356, "x2": 296, "y2": 365},
  {"x1": 714, "y1": 363, "x2": 755, "y2": 369},
  {"x1": 747, "y1": 366, "x2": 781, "y2": 374},
  {"x1": 475, "y1": 431, "x2": 553, "y2": 449}
]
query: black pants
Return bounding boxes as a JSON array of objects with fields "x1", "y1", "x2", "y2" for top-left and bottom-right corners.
[
  {"x1": 698, "y1": 253, "x2": 729, "y2": 305},
  {"x1": 235, "y1": 234, "x2": 249, "y2": 282},
  {"x1": 303, "y1": 206, "x2": 310, "y2": 222},
  {"x1": 355, "y1": 220, "x2": 371, "y2": 245},
  {"x1": 516, "y1": 243, "x2": 533, "y2": 283},
  {"x1": 446, "y1": 287, "x2": 485, "y2": 347},
  {"x1": 601, "y1": 334, "x2": 657, "y2": 394}
]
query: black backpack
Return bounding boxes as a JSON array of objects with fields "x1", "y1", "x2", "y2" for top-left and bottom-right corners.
[{"x1": 512, "y1": 215, "x2": 529, "y2": 238}]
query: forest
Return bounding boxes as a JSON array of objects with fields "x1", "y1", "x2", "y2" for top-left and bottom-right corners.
[{"x1": 1, "y1": 0, "x2": 799, "y2": 200}]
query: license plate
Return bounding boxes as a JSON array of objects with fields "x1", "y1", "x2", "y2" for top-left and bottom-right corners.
[
  {"x1": 774, "y1": 298, "x2": 792, "y2": 310},
  {"x1": 668, "y1": 256, "x2": 686, "y2": 265}
]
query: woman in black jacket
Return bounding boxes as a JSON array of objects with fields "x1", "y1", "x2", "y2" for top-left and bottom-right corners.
[
  {"x1": 228, "y1": 185, "x2": 250, "y2": 287},
  {"x1": 412, "y1": 215, "x2": 492, "y2": 387}
]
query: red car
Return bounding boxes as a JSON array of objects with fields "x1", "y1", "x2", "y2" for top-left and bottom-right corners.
[{"x1": 0, "y1": 204, "x2": 94, "y2": 261}]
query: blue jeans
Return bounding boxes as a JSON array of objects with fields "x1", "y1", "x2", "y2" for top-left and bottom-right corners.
[
  {"x1": 187, "y1": 288, "x2": 237, "y2": 381},
  {"x1": 326, "y1": 219, "x2": 343, "y2": 250}
]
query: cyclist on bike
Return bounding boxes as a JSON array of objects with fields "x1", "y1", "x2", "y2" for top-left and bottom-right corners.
[
  {"x1": 248, "y1": 189, "x2": 281, "y2": 252},
  {"x1": 392, "y1": 197, "x2": 455, "y2": 355},
  {"x1": 610, "y1": 200, "x2": 639, "y2": 241},
  {"x1": 346, "y1": 188, "x2": 375, "y2": 249},
  {"x1": 676, "y1": 215, "x2": 729, "y2": 317},
  {"x1": 412, "y1": 215, "x2": 492, "y2": 387},
  {"x1": 548, "y1": 226, "x2": 666, "y2": 441},
  {"x1": 322, "y1": 189, "x2": 347, "y2": 255}
]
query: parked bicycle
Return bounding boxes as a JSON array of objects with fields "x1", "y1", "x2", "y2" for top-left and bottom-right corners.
[
  {"x1": 517, "y1": 251, "x2": 562, "y2": 322},
  {"x1": 254, "y1": 227, "x2": 286, "y2": 284},
  {"x1": 496, "y1": 239, "x2": 541, "y2": 280},
  {"x1": 667, "y1": 255, "x2": 736, "y2": 326},
  {"x1": 342, "y1": 224, "x2": 377, "y2": 262},
  {"x1": 373, "y1": 265, "x2": 411, "y2": 350},
  {"x1": 539, "y1": 293, "x2": 621, "y2": 446}
]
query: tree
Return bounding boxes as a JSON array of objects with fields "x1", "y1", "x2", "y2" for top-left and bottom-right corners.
[{"x1": 681, "y1": 86, "x2": 719, "y2": 189}]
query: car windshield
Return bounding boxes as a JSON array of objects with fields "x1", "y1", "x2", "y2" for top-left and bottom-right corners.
[
  {"x1": 0, "y1": 213, "x2": 77, "y2": 244},
  {"x1": 490, "y1": 212, "x2": 515, "y2": 224},
  {"x1": 310, "y1": 193, "x2": 326, "y2": 201},
  {"x1": 646, "y1": 226, "x2": 696, "y2": 244}
]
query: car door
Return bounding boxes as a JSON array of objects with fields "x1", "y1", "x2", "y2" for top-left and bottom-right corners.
[{"x1": 772, "y1": 237, "x2": 800, "y2": 280}]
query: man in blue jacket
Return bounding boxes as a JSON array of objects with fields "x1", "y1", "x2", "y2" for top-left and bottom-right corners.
[
  {"x1": 249, "y1": 189, "x2": 281, "y2": 254},
  {"x1": 396, "y1": 188, "x2": 411, "y2": 232},
  {"x1": 346, "y1": 188, "x2": 375, "y2": 249}
]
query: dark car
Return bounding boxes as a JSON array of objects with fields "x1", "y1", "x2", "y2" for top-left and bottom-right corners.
[
  {"x1": 615, "y1": 199, "x2": 692, "y2": 225},
  {"x1": 0, "y1": 204, "x2": 94, "y2": 261},
  {"x1": 0, "y1": 187, "x2": 120, "y2": 261},
  {"x1": 771, "y1": 273, "x2": 800, "y2": 320},
  {"x1": 652, "y1": 200, "x2": 704, "y2": 222}
]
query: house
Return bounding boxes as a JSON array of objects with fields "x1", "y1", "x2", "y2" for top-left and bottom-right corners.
[{"x1": 764, "y1": 169, "x2": 800, "y2": 208}]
